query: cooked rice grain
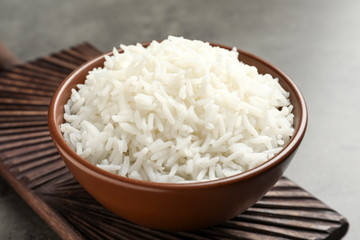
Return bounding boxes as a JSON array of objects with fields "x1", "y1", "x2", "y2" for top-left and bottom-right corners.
[{"x1": 61, "y1": 36, "x2": 294, "y2": 183}]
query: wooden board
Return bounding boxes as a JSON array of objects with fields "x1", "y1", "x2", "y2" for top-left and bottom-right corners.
[{"x1": 0, "y1": 43, "x2": 349, "y2": 240}]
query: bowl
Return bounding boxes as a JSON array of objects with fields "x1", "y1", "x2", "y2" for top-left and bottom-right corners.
[{"x1": 48, "y1": 42, "x2": 307, "y2": 231}]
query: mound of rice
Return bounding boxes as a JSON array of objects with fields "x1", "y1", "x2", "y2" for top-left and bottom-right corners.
[{"x1": 61, "y1": 36, "x2": 294, "y2": 183}]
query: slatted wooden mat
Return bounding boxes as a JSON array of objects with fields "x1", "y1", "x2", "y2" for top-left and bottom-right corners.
[{"x1": 0, "y1": 43, "x2": 349, "y2": 240}]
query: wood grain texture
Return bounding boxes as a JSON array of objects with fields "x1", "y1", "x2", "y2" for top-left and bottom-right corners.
[{"x1": 0, "y1": 43, "x2": 349, "y2": 240}]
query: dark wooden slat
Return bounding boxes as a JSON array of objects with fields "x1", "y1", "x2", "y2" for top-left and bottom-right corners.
[
  {"x1": 245, "y1": 207, "x2": 345, "y2": 223},
  {"x1": 0, "y1": 98, "x2": 49, "y2": 106},
  {"x1": 0, "y1": 115, "x2": 45, "y2": 123},
  {"x1": 0, "y1": 125, "x2": 49, "y2": 136},
  {"x1": 177, "y1": 229, "x2": 232, "y2": 240},
  {"x1": 0, "y1": 130, "x2": 49, "y2": 143},
  {"x1": 35, "y1": 173, "x2": 77, "y2": 195},
  {"x1": 2, "y1": 66, "x2": 65, "y2": 84},
  {"x1": 254, "y1": 198, "x2": 331, "y2": 211},
  {"x1": 0, "y1": 110, "x2": 47, "y2": 116},
  {"x1": 19, "y1": 63, "x2": 68, "y2": 79},
  {"x1": 3, "y1": 147, "x2": 58, "y2": 166},
  {"x1": 219, "y1": 220, "x2": 328, "y2": 240},
  {"x1": 26, "y1": 166, "x2": 68, "y2": 190},
  {"x1": 263, "y1": 189, "x2": 314, "y2": 198},
  {"x1": 0, "y1": 135, "x2": 51, "y2": 151},
  {"x1": 1, "y1": 72, "x2": 60, "y2": 88},
  {"x1": 49, "y1": 197, "x2": 184, "y2": 240},
  {"x1": 10, "y1": 152, "x2": 60, "y2": 174},
  {"x1": 3, "y1": 141, "x2": 54, "y2": 160},
  {"x1": 72, "y1": 42, "x2": 103, "y2": 59},
  {"x1": 62, "y1": 48, "x2": 95, "y2": 62},
  {"x1": 31, "y1": 60, "x2": 74, "y2": 75},
  {"x1": 20, "y1": 161, "x2": 67, "y2": 184},
  {"x1": 236, "y1": 214, "x2": 341, "y2": 233},
  {"x1": 41, "y1": 56, "x2": 80, "y2": 71},
  {"x1": 196, "y1": 227, "x2": 278, "y2": 240},
  {"x1": 0, "y1": 83, "x2": 54, "y2": 97},
  {"x1": 0, "y1": 120, "x2": 47, "y2": 128},
  {"x1": 0, "y1": 105, "x2": 48, "y2": 111},
  {"x1": 0, "y1": 91, "x2": 50, "y2": 101},
  {"x1": 63, "y1": 213, "x2": 119, "y2": 240},
  {"x1": 51, "y1": 51, "x2": 85, "y2": 66}
]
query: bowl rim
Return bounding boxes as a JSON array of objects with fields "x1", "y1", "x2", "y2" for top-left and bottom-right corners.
[{"x1": 48, "y1": 41, "x2": 308, "y2": 190}]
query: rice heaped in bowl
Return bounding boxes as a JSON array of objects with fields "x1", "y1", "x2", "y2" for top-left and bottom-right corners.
[{"x1": 61, "y1": 36, "x2": 294, "y2": 183}]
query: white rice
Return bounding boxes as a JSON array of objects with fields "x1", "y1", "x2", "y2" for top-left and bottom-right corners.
[{"x1": 61, "y1": 36, "x2": 294, "y2": 183}]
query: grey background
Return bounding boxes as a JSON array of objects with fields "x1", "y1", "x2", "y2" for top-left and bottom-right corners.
[{"x1": 1, "y1": 0, "x2": 359, "y2": 239}]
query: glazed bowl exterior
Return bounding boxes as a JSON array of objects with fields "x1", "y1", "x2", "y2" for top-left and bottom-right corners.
[{"x1": 48, "y1": 42, "x2": 307, "y2": 231}]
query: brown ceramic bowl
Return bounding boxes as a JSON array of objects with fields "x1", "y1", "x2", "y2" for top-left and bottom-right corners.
[{"x1": 48, "y1": 42, "x2": 307, "y2": 231}]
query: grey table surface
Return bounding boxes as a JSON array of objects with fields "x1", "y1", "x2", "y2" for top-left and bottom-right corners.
[{"x1": 0, "y1": 0, "x2": 359, "y2": 239}]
